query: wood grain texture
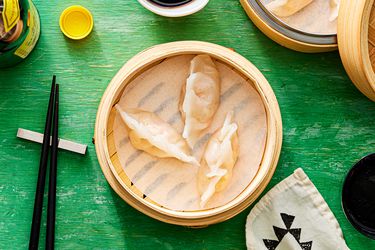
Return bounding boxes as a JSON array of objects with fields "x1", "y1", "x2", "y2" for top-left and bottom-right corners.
[
  {"x1": 369, "y1": 2, "x2": 375, "y2": 71},
  {"x1": 338, "y1": 0, "x2": 375, "y2": 101},
  {"x1": 0, "y1": 0, "x2": 374, "y2": 249}
]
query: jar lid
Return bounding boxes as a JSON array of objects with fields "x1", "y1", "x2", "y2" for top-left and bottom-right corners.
[
  {"x1": 342, "y1": 153, "x2": 375, "y2": 239},
  {"x1": 59, "y1": 5, "x2": 93, "y2": 40}
]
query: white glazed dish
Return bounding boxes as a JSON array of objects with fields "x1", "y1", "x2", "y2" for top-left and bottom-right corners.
[{"x1": 137, "y1": 0, "x2": 209, "y2": 17}]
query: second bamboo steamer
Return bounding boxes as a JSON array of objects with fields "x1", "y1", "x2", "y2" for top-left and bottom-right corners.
[
  {"x1": 241, "y1": 0, "x2": 375, "y2": 101},
  {"x1": 338, "y1": 0, "x2": 375, "y2": 101}
]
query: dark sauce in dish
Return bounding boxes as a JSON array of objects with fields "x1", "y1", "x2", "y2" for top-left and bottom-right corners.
[{"x1": 148, "y1": 0, "x2": 192, "y2": 7}]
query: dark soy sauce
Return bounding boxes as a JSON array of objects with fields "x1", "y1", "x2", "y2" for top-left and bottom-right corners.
[
  {"x1": 149, "y1": 0, "x2": 192, "y2": 7},
  {"x1": 342, "y1": 153, "x2": 375, "y2": 239}
]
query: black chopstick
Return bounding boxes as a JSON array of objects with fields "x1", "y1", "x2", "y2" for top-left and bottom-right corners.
[
  {"x1": 46, "y1": 84, "x2": 59, "y2": 250},
  {"x1": 29, "y1": 76, "x2": 56, "y2": 250}
]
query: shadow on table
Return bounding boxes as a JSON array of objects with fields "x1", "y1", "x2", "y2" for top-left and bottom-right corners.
[
  {"x1": 108, "y1": 186, "x2": 248, "y2": 249},
  {"x1": 140, "y1": 11, "x2": 222, "y2": 45},
  {"x1": 62, "y1": 28, "x2": 109, "y2": 66}
]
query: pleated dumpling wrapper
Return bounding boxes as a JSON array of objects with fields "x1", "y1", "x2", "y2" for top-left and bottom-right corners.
[
  {"x1": 329, "y1": 0, "x2": 340, "y2": 22},
  {"x1": 266, "y1": 0, "x2": 314, "y2": 17},
  {"x1": 198, "y1": 112, "x2": 239, "y2": 207},
  {"x1": 180, "y1": 54, "x2": 221, "y2": 148},
  {"x1": 116, "y1": 105, "x2": 199, "y2": 166}
]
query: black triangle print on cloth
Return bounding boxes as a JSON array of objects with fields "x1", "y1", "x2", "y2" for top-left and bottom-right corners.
[
  {"x1": 289, "y1": 228, "x2": 301, "y2": 242},
  {"x1": 272, "y1": 226, "x2": 288, "y2": 241},
  {"x1": 281, "y1": 213, "x2": 295, "y2": 229},
  {"x1": 262, "y1": 213, "x2": 313, "y2": 250},
  {"x1": 263, "y1": 239, "x2": 279, "y2": 250},
  {"x1": 300, "y1": 241, "x2": 313, "y2": 250}
]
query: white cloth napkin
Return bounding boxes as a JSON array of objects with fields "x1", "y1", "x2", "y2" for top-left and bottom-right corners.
[{"x1": 246, "y1": 168, "x2": 349, "y2": 250}]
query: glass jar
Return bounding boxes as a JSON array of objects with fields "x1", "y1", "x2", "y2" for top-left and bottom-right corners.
[{"x1": 0, "y1": 0, "x2": 40, "y2": 68}]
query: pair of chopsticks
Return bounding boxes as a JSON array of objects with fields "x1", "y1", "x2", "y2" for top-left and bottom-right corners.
[{"x1": 29, "y1": 76, "x2": 59, "y2": 250}]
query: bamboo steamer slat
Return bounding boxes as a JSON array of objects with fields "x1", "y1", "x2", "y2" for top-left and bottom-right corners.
[
  {"x1": 240, "y1": 0, "x2": 337, "y2": 53},
  {"x1": 338, "y1": 0, "x2": 375, "y2": 101},
  {"x1": 94, "y1": 41, "x2": 283, "y2": 226}
]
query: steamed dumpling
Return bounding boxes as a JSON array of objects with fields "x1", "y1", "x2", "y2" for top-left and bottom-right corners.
[
  {"x1": 329, "y1": 0, "x2": 340, "y2": 22},
  {"x1": 198, "y1": 112, "x2": 239, "y2": 207},
  {"x1": 116, "y1": 105, "x2": 199, "y2": 166},
  {"x1": 266, "y1": 0, "x2": 314, "y2": 17},
  {"x1": 180, "y1": 54, "x2": 221, "y2": 147}
]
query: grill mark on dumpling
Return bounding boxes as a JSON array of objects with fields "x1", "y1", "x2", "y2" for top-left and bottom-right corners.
[
  {"x1": 125, "y1": 150, "x2": 143, "y2": 166},
  {"x1": 233, "y1": 97, "x2": 251, "y2": 115},
  {"x1": 166, "y1": 182, "x2": 187, "y2": 201},
  {"x1": 183, "y1": 83, "x2": 240, "y2": 152},
  {"x1": 167, "y1": 111, "x2": 181, "y2": 125},
  {"x1": 137, "y1": 82, "x2": 165, "y2": 107},
  {"x1": 154, "y1": 97, "x2": 176, "y2": 115},
  {"x1": 144, "y1": 173, "x2": 169, "y2": 196},
  {"x1": 132, "y1": 160, "x2": 158, "y2": 183},
  {"x1": 192, "y1": 95, "x2": 249, "y2": 153},
  {"x1": 193, "y1": 132, "x2": 212, "y2": 154},
  {"x1": 220, "y1": 83, "x2": 241, "y2": 102}
]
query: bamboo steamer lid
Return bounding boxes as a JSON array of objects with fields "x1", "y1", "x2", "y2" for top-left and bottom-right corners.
[
  {"x1": 338, "y1": 0, "x2": 375, "y2": 101},
  {"x1": 94, "y1": 41, "x2": 283, "y2": 226}
]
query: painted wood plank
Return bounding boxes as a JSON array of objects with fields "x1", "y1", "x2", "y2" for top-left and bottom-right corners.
[{"x1": 0, "y1": 0, "x2": 374, "y2": 249}]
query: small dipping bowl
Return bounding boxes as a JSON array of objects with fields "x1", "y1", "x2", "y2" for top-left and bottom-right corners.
[
  {"x1": 342, "y1": 153, "x2": 375, "y2": 239},
  {"x1": 59, "y1": 5, "x2": 93, "y2": 40},
  {"x1": 137, "y1": 0, "x2": 209, "y2": 17}
]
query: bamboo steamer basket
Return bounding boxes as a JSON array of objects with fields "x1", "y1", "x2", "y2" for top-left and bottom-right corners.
[
  {"x1": 94, "y1": 41, "x2": 283, "y2": 227},
  {"x1": 240, "y1": 0, "x2": 375, "y2": 101},
  {"x1": 240, "y1": 0, "x2": 337, "y2": 53},
  {"x1": 338, "y1": 0, "x2": 375, "y2": 101}
]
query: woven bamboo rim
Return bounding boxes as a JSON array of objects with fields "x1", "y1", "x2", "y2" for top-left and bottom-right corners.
[
  {"x1": 94, "y1": 41, "x2": 283, "y2": 226},
  {"x1": 240, "y1": 0, "x2": 337, "y2": 53},
  {"x1": 338, "y1": 0, "x2": 375, "y2": 101}
]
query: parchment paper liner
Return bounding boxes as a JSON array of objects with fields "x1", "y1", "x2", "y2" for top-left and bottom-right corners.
[
  {"x1": 260, "y1": 0, "x2": 337, "y2": 35},
  {"x1": 113, "y1": 55, "x2": 267, "y2": 211}
]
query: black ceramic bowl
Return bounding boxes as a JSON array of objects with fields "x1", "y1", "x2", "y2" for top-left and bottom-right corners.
[{"x1": 342, "y1": 153, "x2": 375, "y2": 239}]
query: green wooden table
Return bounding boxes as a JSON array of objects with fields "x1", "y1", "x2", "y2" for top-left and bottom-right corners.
[{"x1": 0, "y1": 0, "x2": 374, "y2": 249}]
